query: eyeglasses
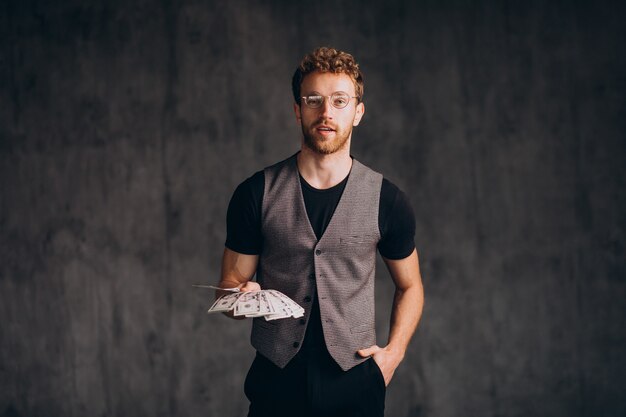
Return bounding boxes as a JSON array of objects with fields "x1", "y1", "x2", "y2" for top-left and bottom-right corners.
[{"x1": 301, "y1": 92, "x2": 359, "y2": 109}]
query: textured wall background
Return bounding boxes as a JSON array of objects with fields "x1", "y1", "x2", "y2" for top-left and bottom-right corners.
[{"x1": 1, "y1": 1, "x2": 624, "y2": 416}]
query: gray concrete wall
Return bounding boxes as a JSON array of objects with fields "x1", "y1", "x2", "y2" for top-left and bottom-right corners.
[{"x1": 1, "y1": 1, "x2": 624, "y2": 416}]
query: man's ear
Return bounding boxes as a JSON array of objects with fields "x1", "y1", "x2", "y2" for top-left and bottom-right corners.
[
  {"x1": 294, "y1": 102, "x2": 302, "y2": 124},
  {"x1": 353, "y1": 102, "x2": 365, "y2": 126}
]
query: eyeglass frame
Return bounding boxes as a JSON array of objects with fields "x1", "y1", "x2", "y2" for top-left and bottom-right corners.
[{"x1": 300, "y1": 92, "x2": 360, "y2": 109}]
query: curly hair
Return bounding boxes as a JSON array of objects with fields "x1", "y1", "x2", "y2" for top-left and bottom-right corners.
[{"x1": 291, "y1": 47, "x2": 364, "y2": 105}]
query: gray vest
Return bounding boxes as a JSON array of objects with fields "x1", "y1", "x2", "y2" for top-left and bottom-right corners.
[{"x1": 251, "y1": 154, "x2": 383, "y2": 371}]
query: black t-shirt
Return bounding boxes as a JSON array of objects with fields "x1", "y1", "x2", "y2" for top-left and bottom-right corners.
[
  {"x1": 225, "y1": 166, "x2": 416, "y2": 353},
  {"x1": 225, "y1": 170, "x2": 416, "y2": 260}
]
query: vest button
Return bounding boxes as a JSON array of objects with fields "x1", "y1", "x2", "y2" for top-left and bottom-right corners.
[
  {"x1": 304, "y1": 296, "x2": 311, "y2": 302},
  {"x1": 293, "y1": 341, "x2": 300, "y2": 348},
  {"x1": 299, "y1": 318, "x2": 306, "y2": 325},
  {"x1": 315, "y1": 249, "x2": 322, "y2": 255},
  {"x1": 308, "y1": 273, "x2": 315, "y2": 280}
]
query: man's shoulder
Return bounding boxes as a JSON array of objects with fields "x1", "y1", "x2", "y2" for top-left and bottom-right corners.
[
  {"x1": 350, "y1": 158, "x2": 384, "y2": 194},
  {"x1": 379, "y1": 177, "x2": 414, "y2": 223},
  {"x1": 239, "y1": 169, "x2": 264, "y2": 189},
  {"x1": 232, "y1": 170, "x2": 264, "y2": 203},
  {"x1": 234, "y1": 152, "x2": 299, "y2": 198},
  {"x1": 381, "y1": 177, "x2": 402, "y2": 196}
]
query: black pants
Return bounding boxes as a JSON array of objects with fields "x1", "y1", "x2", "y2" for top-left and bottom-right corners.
[{"x1": 244, "y1": 348, "x2": 386, "y2": 417}]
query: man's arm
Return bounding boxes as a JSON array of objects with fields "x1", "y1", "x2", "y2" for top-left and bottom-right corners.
[
  {"x1": 217, "y1": 247, "x2": 261, "y2": 319},
  {"x1": 358, "y1": 248, "x2": 424, "y2": 385}
]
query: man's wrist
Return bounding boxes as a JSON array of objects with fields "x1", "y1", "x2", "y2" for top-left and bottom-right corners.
[{"x1": 384, "y1": 343, "x2": 406, "y2": 363}]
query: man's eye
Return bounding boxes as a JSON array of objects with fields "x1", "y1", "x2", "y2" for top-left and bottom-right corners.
[
  {"x1": 333, "y1": 98, "x2": 348, "y2": 106},
  {"x1": 307, "y1": 96, "x2": 323, "y2": 106}
]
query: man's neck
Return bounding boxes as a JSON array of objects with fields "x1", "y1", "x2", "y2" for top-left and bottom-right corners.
[{"x1": 297, "y1": 145, "x2": 353, "y2": 190}]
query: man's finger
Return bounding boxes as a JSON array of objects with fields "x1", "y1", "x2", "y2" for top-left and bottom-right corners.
[
  {"x1": 357, "y1": 345, "x2": 381, "y2": 357},
  {"x1": 240, "y1": 281, "x2": 261, "y2": 292}
]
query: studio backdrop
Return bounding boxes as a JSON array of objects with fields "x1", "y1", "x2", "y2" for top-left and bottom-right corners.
[{"x1": 1, "y1": 1, "x2": 624, "y2": 416}]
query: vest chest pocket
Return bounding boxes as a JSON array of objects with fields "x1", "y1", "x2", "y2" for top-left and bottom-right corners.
[
  {"x1": 339, "y1": 234, "x2": 379, "y2": 246},
  {"x1": 350, "y1": 323, "x2": 374, "y2": 334}
]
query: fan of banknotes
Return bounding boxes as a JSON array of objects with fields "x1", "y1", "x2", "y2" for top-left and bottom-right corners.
[{"x1": 193, "y1": 285, "x2": 305, "y2": 321}]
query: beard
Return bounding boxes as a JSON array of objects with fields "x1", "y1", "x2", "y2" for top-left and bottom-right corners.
[{"x1": 301, "y1": 119, "x2": 352, "y2": 155}]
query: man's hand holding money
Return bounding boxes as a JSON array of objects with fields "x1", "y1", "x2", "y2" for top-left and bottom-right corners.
[
  {"x1": 216, "y1": 281, "x2": 261, "y2": 319},
  {"x1": 203, "y1": 283, "x2": 305, "y2": 321}
]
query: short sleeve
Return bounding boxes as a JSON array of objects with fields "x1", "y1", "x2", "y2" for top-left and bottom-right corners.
[
  {"x1": 225, "y1": 171, "x2": 264, "y2": 255},
  {"x1": 377, "y1": 179, "x2": 416, "y2": 260}
]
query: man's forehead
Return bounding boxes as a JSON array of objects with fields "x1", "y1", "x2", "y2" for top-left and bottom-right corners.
[{"x1": 301, "y1": 71, "x2": 356, "y2": 94}]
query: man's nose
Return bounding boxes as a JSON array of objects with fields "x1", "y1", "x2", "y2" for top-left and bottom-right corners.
[{"x1": 320, "y1": 97, "x2": 334, "y2": 118}]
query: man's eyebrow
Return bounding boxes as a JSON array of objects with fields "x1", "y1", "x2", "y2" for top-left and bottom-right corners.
[{"x1": 304, "y1": 90, "x2": 350, "y2": 96}]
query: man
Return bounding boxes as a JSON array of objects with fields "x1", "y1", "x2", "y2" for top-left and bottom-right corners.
[{"x1": 218, "y1": 47, "x2": 424, "y2": 417}]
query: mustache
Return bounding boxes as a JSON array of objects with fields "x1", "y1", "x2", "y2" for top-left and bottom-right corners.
[{"x1": 312, "y1": 120, "x2": 338, "y2": 130}]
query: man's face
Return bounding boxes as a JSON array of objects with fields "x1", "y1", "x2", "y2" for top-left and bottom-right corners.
[{"x1": 295, "y1": 71, "x2": 365, "y2": 155}]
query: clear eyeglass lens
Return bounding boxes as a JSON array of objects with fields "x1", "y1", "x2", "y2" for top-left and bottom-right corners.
[
  {"x1": 303, "y1": 93, "x2": 353, "y2": 109},
  {"x1": 305, "y1": 96, "x2": 324, "y2": 108},
  {"x1": 331, "y1": 94, "x2": 350, "y2": 108}
]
